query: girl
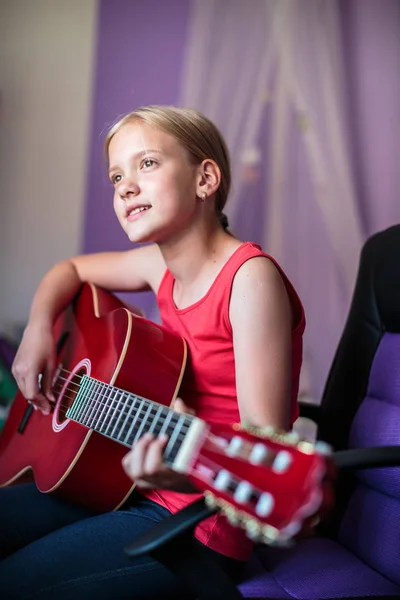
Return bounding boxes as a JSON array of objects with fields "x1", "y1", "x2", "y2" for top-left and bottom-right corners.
[{"x1": 0, "y1": 106, "x2": 305, "y2": 599}]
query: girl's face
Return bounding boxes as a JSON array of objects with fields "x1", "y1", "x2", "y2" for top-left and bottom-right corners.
[{"x1": 108, "y1": 121, "x2": 200, "y2": 244}]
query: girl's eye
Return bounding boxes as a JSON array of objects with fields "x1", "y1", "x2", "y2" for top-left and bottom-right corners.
[
  {"x1": 141, "y1": 158, "x2": 156, "y2": 169},
  {"x1": 111, "y1": 174, "x2": 122, "y2": 185}
]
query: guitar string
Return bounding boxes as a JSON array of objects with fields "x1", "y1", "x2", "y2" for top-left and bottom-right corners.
[
  {"x1": 52, "y1": 370, "x2": 186, "y2": 419},
  {"x1": 50, "y1": 369, "x2": 191, "y2": 424},
  {"x1": 36, "y1": 371, "x2": 194, "y2": 446},
  {"x1": 54, "y1": 368, "x2": 186, "y2": 420},
  {"x1": 55, "y1": 388, "x2": 192, "y2": 435},
  {"x1": 50, "y1": 384, "x2": 193, "y2": 434},
  {"x1": 47, "y1": 399, "x2": 192, "y2": 452}
]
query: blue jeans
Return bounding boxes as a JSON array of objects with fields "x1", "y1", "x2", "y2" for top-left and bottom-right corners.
[{"x1": 0, "y1": 484, "x2": 241, "y2": 599}]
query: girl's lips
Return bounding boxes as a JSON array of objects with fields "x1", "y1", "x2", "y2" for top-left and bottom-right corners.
[{"x1": 126, "y1": 206, "x2": 151, "y2": 222}]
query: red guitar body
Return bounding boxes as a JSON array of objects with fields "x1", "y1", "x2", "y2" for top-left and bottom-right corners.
[{"x1": 0, "y1": 284, "x2": 186, "y2": 512}]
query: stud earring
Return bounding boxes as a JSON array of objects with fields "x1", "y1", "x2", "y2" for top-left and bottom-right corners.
[{"x1": 201, "y1": 192, "x2": 207, "y2": 202}]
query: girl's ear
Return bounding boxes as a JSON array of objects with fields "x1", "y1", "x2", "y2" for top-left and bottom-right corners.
[{"x1": 196, "y1": 159, "x2": 221, "y2": 199}]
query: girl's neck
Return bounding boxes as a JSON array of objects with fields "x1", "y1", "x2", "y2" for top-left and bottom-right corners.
[{"x1": 158, "y1": 219, "x2": 236, "y2": 289}]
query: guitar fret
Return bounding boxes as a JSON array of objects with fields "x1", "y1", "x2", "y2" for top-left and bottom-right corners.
[
  {"x1": 117, "y1": 393, "x2": 140, "y2": 441},
  {"x1": 80, "y1": 379, "x2": 97, "y2": 425},
  {"x1": 132, "y1": 402, "x2": 154, "y2": 442},
  {"x1": 164, "y1": 414, "x2": 181, "y2": 439},
  {"x1": 85, "y1": 381, "x2": 102, "y2": 428},
  {"x1": 140, "y1": 405, "x2": 160, "y2": 434},
  {"x1": 67, "y1": 376, "x2": 90, "y2": 421},
  {"x1": 88, "y1": 381, "x2": 107, "y2": 429},
  {"x1": 95, "y1": 383, "x2": 112, "y2": 431},
  {"x1": 157, "y1": 409, "x2": 174, "y2": 437},
  {"x1": 124, "y1": 403, "x2": 169, "y2": 446},
  {"x1": 107, "y1": 390, "x2": 124, "y2": 438},
  {"x1": 75, "y1": 378, "x2": 90, "y2": 423},
  {"x1": 146, "y1": 405, "x2": 164, "y2": 435},
  {"x1": 164, "y1": 415, "x2": 185, "y2": 463},
  {"x1": 99, "y1": 387, "x2": 118, "y2": 434},
  {"x1": 123, "y1": 398, "x2": 145, "y2": 445},
  {"x1": 116, "y1": 392, "x2": 135, "y2": 440},
  {"x1": 170, "y1": 422, "x2": 192, "y2": 463},
  {"x1": 119, "y1": 394, "x2": 145, "y2": 445}
]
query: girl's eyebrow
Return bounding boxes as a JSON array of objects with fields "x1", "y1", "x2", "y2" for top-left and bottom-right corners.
[{"x1": 108, "y1": 149, "x2": 163, "y2": 175}]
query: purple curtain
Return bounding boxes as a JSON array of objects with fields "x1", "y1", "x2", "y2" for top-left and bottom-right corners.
[{"x1": 83, "y1": 0, "x2": 400, "y2": 400}]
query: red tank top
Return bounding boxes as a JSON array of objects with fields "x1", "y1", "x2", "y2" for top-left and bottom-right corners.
[{"x1": 143, "y1": 242, "x2": 305, "y2": 560}]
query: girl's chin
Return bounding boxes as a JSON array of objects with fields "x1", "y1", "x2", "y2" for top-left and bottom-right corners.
[
  {"x1": 127, "y1": 233, "x2": 152, "y2": 244},
  {"x1": 123, "y1": 220, "x2": 174, "y2": 245},
  {"x1": 125, "y1": 229, "x2": 159, "y2": 245}
]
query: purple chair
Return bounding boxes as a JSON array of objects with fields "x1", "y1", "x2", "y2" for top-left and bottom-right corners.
[{"x1": 126, "y1": 225, "x2": 400, "y2": 599}]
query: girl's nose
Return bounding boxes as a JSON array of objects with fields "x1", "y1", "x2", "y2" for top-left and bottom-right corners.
[{"x1": 119, "y1": 177, "x2": 140, "y2": 199}]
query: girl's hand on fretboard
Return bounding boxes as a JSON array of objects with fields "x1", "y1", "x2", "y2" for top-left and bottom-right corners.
[{"x1": 121, "y1": 398, "x2": 197, "y2": 492}]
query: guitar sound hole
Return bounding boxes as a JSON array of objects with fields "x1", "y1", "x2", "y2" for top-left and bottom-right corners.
[{"x1": 57, "y1": 368, "x2": 86, "y2": 423}]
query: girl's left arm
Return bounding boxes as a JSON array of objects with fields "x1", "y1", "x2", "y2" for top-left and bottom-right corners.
[{"x1": 229, "y1": 256, "x2": 293, "y2": 431}]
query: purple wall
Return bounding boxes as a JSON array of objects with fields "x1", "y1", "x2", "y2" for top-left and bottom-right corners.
[{"x1": 82, "y1": 0, "x2": 192, "y2": 316}]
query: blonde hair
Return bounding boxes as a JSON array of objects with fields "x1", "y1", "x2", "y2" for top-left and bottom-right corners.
[{"x1": 104, "y1": 105, "x2": 231, "y2": 225}]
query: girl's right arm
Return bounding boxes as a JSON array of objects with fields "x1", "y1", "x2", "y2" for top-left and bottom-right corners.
[{"x1": 12, "y1": 244, "x2": 165, "y2": 413}]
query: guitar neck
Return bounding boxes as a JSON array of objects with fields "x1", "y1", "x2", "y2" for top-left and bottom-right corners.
[{"x1": 66, "y1": 375, "x2": 206, "y2": 470}]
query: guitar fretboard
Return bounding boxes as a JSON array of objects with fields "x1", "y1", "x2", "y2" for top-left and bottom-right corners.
[{"x1": 66, "y1": 375, "x2": 196, "y2": 466}]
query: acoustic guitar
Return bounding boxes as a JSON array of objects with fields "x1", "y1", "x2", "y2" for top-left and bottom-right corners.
[{"x1": 0, "y1": 283, "x2": 334, "y2": 545}]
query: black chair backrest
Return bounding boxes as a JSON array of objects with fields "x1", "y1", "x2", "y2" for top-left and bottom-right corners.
[
  {"x1": 316, "y1": 225, "x2": 400, "y2": 536},
  {"x1": 318, "y1": 224, "x2": 400, "y2": 449}
]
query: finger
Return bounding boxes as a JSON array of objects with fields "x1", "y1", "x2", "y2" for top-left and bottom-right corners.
[
  {"x1": 18, "y1": 373, "x2": 43, "y2": 413},
  {"x1": 17, "y1": 375, "x2": 28, "y2": 399},
  {"x1": 22, "y1": 372, "x2": 40, "y2": 401},
  {"x1": 122, "y1": 451, "x2": 136, "y2": 480},
  {"x1": 31, "y1": 393, "x2": 52, "y2": 416},
  {"x1": 41, "y1": 363, "x2": 55, "y2": 402},
  {"x1": 26, "y1": 398, "x2": 38, "y2": 411},
  {"x1": 122, "y1": 433, "x2": 154, "y2": 480},
  {"x1": 143, "y1": 434, "x2": 169, "y2": 475}
]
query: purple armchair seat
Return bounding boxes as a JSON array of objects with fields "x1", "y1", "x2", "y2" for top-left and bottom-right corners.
[
  {"x1": 126, "y1": 225, "x2": 400, "y2": 599},
  {"x1": 240, "y1": 538, "x2": 400, "y2": 598}
]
